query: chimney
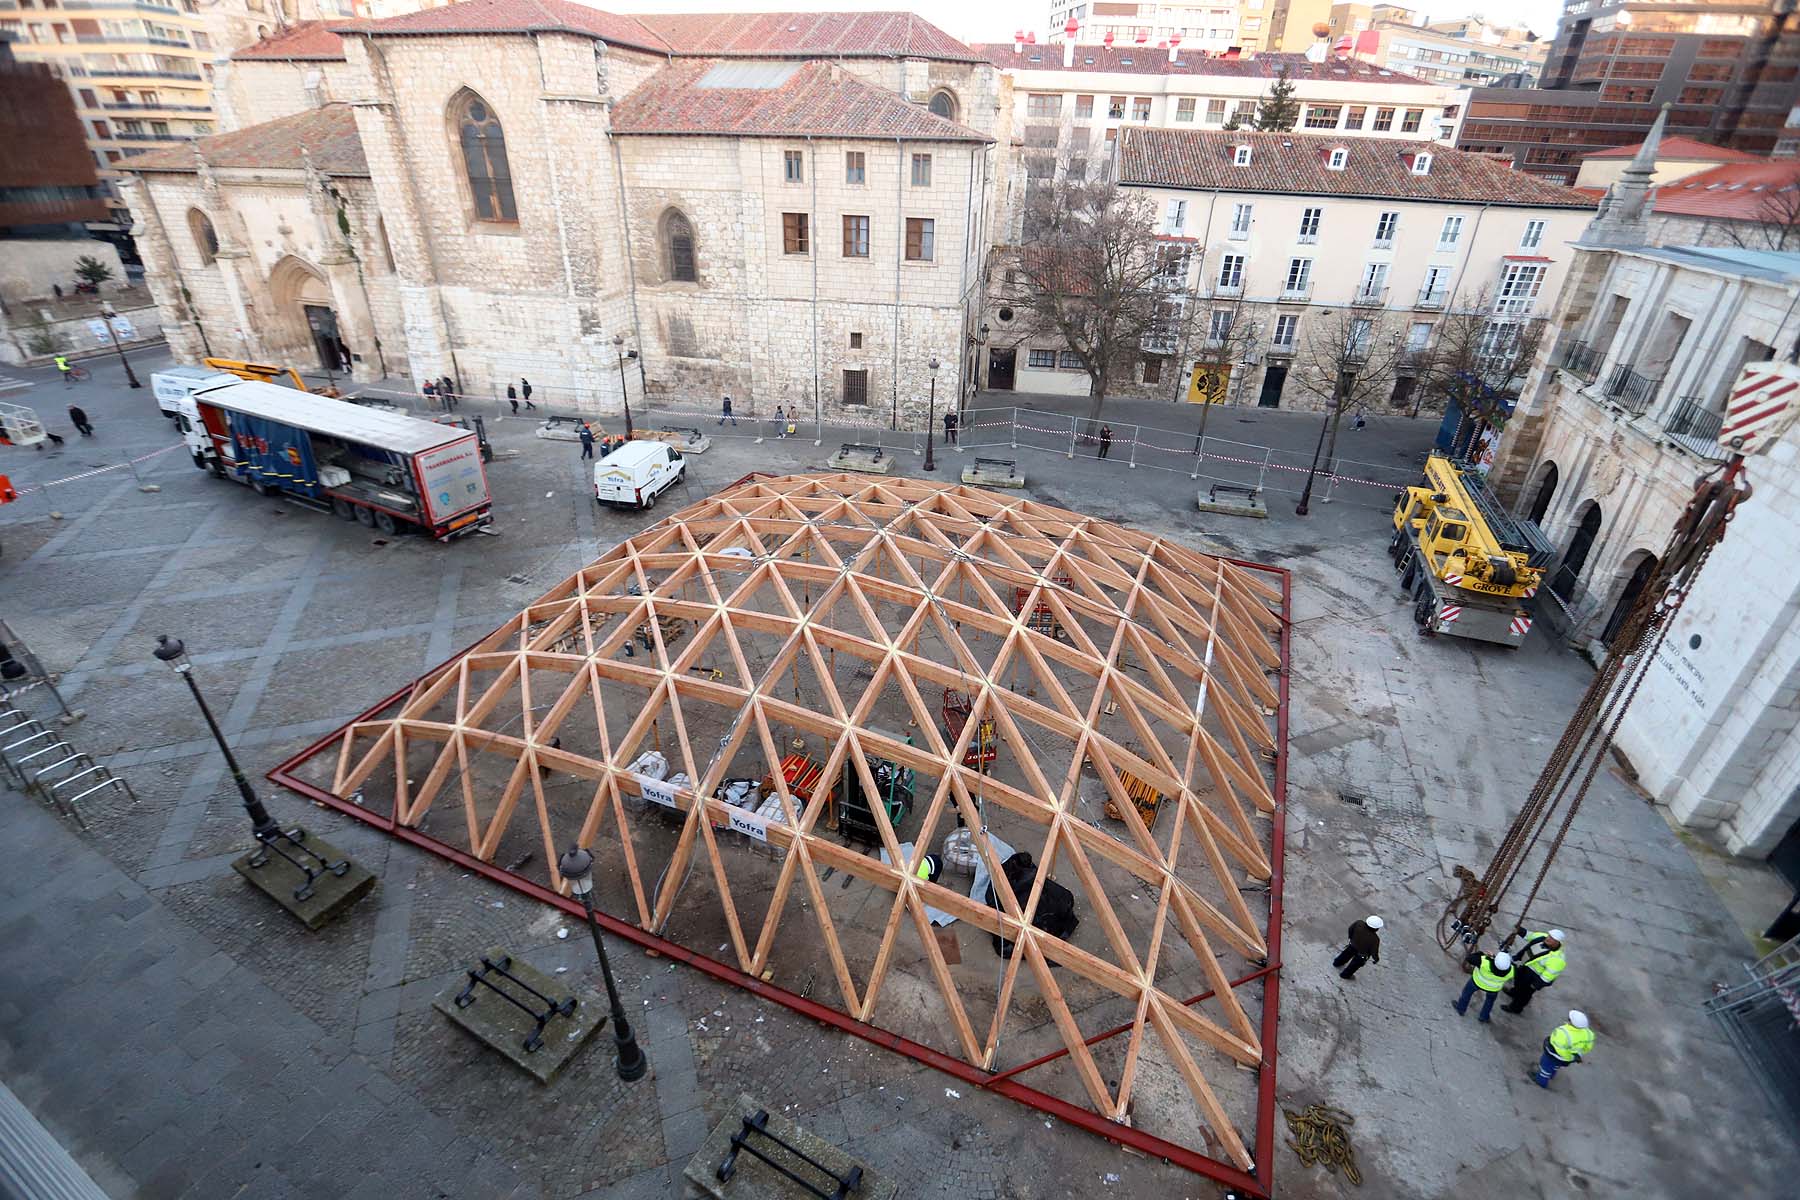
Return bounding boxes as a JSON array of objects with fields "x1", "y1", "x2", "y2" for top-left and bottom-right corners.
[
  {"x1": 1014, "y1": 28, "x2": 1023, "y2": 53},
  {"x1": 1026, "y1": 31, "x2": 1036, "y2": 44},
  {"x1": 1168, "y1": 33, "x2": 1181, "y2": 63},
  {"x1": 1064, "y1": 19, "x2": 1078, "y2": 66},
  {"x1": 1103, "y1": 31, "x2": 1114, "y2": 49},
  {"x1": 1135, "y1": 28, "x2": 1148, "y2": 46}
]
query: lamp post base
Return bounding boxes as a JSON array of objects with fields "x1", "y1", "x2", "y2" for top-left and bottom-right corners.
[{"x1": 232, "y1": 826, "x2": 374, "y2": 930}]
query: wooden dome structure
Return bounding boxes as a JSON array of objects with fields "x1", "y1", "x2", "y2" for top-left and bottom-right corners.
[{"x1": 282, "y1": 473, "x2": 1288, "y2": 1183}]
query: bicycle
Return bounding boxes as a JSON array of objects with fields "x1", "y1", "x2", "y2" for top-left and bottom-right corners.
[{"x1": 60, "y1": 366, "x2": 90, "y2": 384}]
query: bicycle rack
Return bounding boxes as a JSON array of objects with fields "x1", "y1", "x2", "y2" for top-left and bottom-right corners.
[{"x1": 0, "y1": 701, "x2": 135, "y2": 829}]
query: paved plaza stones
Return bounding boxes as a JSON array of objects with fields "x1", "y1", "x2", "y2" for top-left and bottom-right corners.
[{"x1": 0, "y1": 353, "x2": 1794, "y2": 1199}]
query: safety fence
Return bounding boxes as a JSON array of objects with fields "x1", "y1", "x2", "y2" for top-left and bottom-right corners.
[{"x1": 343, "y1": 387, "x2": 1427, "y2": 513}]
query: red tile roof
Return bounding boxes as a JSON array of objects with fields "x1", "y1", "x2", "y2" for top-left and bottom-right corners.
[
  {"x1": 333, "y1": 2, "x2": 979, "y2": 61},
  {"x1": 339, "y1": 0, "x2": 671, "y2": 53},
  {"x1": 1646, "y1": 160, "x2": 1800, "y2": 220},
  {"x1": 1584, "y1": 136, "x2": 1760, "y2": 162},
  {"x1": 1117, "y1": 127, "x2": 1595, "y2": 208},
  {"x1": 230, "y1": 19, "x2": 353, "y2": 61},
  {"x1": 972, "y1": 43, "x2": 1433, "y2": 84},
  {"x1": 633, "y1": 11, "x2": 980, "y2": 61},
  {"x1": 611, "y1": 59, "x2": 987, "y2": 141},
  {"x1": 123, "y1": 103, "x2": 367, "y2": 176}
]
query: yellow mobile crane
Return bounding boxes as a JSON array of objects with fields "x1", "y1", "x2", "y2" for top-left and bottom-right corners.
[
  {"x1": 202, "y1": 358, "x2": 311, "y2": 391},
  {"x1": 1388, "y1": 452, "x2": 1557, "y2": 647}
]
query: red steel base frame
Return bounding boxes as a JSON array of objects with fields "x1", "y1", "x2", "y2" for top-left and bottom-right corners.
[{"x1": 267, "y1": 509, "x2": 1291, "y2": 1197}]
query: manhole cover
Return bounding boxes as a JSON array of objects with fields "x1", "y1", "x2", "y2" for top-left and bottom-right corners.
[
  {"x1": 507, "y1": 573, "x2": 529, "y2": 584},
  {"x1": 1338, "y1": 790, "x2": 1368, "y2": 807}
]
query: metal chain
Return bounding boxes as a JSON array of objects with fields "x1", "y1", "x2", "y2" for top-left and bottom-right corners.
[{"x1": 1440, "y1": 461, "x2": 1747, "y2": 951}]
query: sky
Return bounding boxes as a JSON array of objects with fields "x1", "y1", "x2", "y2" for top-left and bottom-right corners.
[{"x1": 616, "y1": 0, "x2": 1566, "y2": 46}]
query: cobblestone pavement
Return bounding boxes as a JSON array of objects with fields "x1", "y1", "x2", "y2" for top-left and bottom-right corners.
[{"x1": 0, "y1": 353, "x2": 1793, "y2": 1199}]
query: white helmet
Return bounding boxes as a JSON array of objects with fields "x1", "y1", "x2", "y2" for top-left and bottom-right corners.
[
  {"x1": 1548, "y1": 929, "x2": 1566, "y2": 941},
  {"x1": 1365, "y1": 915, "x2": 1384, "y2": 929},
  {"x1": 1493, "y1": 952, "x2": 1513, "y2": 970},
  {"x1": 1569, "y1": 1010, "x2": 1589, "y2": 1029}
]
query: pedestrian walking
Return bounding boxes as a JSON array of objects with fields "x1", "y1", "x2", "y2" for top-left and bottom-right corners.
[
  {"x1": 338, "y1": 345, "x2": 352, "y2": 375},
  {"x1": 507, "y1": 384, "x2": 519, "y2": 415},
  {"x1": 1454, "y1": 949, "x2": 1514, "y2": 1023},
  {"x1": 439, "y1": 376, "x2": 456, "y2": 410},
  {"x1": 1502, "y1": 929, "x2": 1566, "y2": 1014},
  {"x1": 1332, "y1": 914, "x2": 1382, "y2": 980},
  {"x1": 422, "y1": 380, "x2": 437, "y2": 406},
  {"x1": 521, "y1": 378, "x2": 535, "y2": 410},
  {"x1": 1098, "y1": 424, "x2": 1113, "y2": 459},
  {"x1": 773, "y1": 404, "x2": 786, "y2": 437},
  {"x1": 578, "y1": 422, "x2": 595, "y2": 460},
  {"x1": 55, "y1": 354, "x2": 73, "y2": 386},
  {"x1": 719, "y1": 394, "x2": 737, "y2": 426},
  {"x1": 945, "y1": 409, "x2": 958, "y2": 446},
  {"x1": 1533, "y1": 1010, "x2": 1594, "y2": 1088},
  {"x1": 1353, "y1": 410, "x2": 1367, "y2": 431},
  {"x1": 67, "y1": 405, "x2": 93, "y2": 436}
]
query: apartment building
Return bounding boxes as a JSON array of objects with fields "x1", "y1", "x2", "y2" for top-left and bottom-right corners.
[
  {"x1": 0, "y1": 0, "x2": 379, "y2": 247},
  {"x1": 982, "y1": 127, "x2": 1593, "y2": 404},
  {"x1": 1045, "y1": 3, "x2": 1272, "y2": 57},
  {"x1": 981, "y1": 40, "x2": 1467, "y2": 239},
  {"x1": 1458, "y1": 0, "x2": 1800, "y2": 184},
  {"x1": 1488, "y1": 125, "x2": 1800, "y2": 862},
  {"x1": 1329, "y1": 5, "x2": 1548, "y2": 87}
]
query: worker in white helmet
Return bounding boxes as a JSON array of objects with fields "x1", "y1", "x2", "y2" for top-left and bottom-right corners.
[
  {"x1": 1332, "y1": 914, "x2": 1384, "y2": 980},
  {"x1": 1534, "y1": 1010, "x2": 1595, "y2": 1087},
  {"x1": 1502, "y1": 928, "x2": 1567, "y2": 1015},
  {"x1": 1454, "y1": 947, "x2": 1514, "y2": 1023}
]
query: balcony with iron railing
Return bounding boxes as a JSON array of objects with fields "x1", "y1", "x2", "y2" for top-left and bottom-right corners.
[
  {"x1": 1279, "y1": 281, "x2": 1313, "y2": 302},
  {"x1": 1662, "y1": 395, "x2": 1729, "y2": 460},
  {"x1": 1352, "y1": 285, "x2": 1388, "y2": 308},
  {"x1": 1602, "y1": 363, "x2": 1662, "y2": 414},
  {"x1": 1266, "y1": 337, "x2": 1298, "y2": 357},
  {"x1": 1558, "y1": 339, "x2": 1601, "y2": 383},
  {"x1": 1211, "y1": 280, "x2": 1244, "y2": 298},
  {"x1": 1415, "y1": 288, "x2": 1448, "y2": 309},
  {"x1": 101, "y1": 101, "x2": 209, "y2": 113}
]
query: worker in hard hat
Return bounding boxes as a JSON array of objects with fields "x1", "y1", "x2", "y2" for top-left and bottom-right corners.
[
  {"x1": 1502, "y1": 928, "x2": 1566, "y2": 1015},
  {"x1": 1534, "y1": 1010, "x2": 1595, "y2": 1088},
  {"x1": 1332, "y1": 914, "x2": 1383, "y2": 980},
  {"x1": 1454, "y1": 948, "x2": 1514, "y2": 1023},
  {"x1": 914, "y1": 853, "x2": 942, "y2": 884}
]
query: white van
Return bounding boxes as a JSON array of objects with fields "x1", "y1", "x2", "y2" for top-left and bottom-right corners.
[
  {"x1": 152, "y1": 366, "x2": 238, "y2": 418},
  {"x1": 593, "y1": 440, "x2": 685, "y2": 509}
]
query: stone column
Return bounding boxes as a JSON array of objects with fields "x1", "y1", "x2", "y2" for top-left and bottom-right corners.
[
  {"x1": 194, "y1": 146, "x2": 262, "y2": 360},
  {"x1": 120, "y1": 177, "x2": 206, "y2": 363},
  {"x1": 302, "y1": 148, "x2": 376, "y2": 380}
]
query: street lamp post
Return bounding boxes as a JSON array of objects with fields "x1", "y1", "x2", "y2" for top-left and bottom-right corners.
[
  {"x1": 99, "y1": 301, "x2": 141, "y2": 389},
  {"x1": 154, "y1": 634, "x2": 351, "y2": 900},
  {"x1": 557, "y1": 845, "x2": 648, "y2": 1081},
  {"x1": 611, "y1": 334, "x2": 638, "y2": 441},
  {"x1": 923, "y1": 355, "x2": 941, "y2": 471}
]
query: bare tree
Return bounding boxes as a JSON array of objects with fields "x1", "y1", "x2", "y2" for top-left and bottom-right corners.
[
  {"x1": 1186, "y1": 293, "x2": 1262, "y2": 445},
  {"x1": 1701, "y1": 183, "x2": 1800, "y2": 252},
  {"x1": 1414, "y1": 288, "x2": 1545, "y2": 428},
  {"x1": 999, "y1": 176, "x2": 1205, "y2": 425},
  {"x1": 1290, "y1": 308, "x2": 1406, "y2": 514}
]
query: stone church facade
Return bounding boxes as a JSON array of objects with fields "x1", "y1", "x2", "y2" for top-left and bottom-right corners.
[{"x1": 124, "y1": 3, "x2": 999, "y2": 423}]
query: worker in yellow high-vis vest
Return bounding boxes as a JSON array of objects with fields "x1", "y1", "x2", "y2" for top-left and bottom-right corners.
[
  {"x1": 1453, "y1": 949, "x2": 1513, "y2": 1023},
  {"x1": 1502, "y1": 928, "x2": 1566, "y2": 1015},
  {"x1": 1534, "y1": 1010, "x2": 1595, "y2": 1087}
]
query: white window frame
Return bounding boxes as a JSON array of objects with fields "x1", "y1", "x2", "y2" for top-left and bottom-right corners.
[
  {"x1": 1412, "y1": 152, "x2": 1433, "y2": 176},
  {"x1": 1284, "y1": 257, "x2": 1312, "y2": 295},
  {"x1": 1233, "y1": 145, "x2": 1253, "y2": 166},
  {"x1": 1374, "y1": 210, "x2": 1399, "y2": 247},
  {"x1": 1327, "y1": 147, "x2": 1348, "y2": 170},
  {"x1": 1436, "y1": 215, "x2": 1463, "y2": 250},
  {"x1": 1229, "y1": 202, "x2": 1253, "y2": 238},
  {"x1": 1217, "y1": 253, "x2": 1245, "y2": 291},
  {"x1": 1520, "y1": 219, "x2": 1546, "y2": 250},
  {"x1": 1297, "y1": 206, "x2": 1322, "y2": 242},
  {"x1": 1273, "y1": 313, "x2": 1299, "y2": 346}
]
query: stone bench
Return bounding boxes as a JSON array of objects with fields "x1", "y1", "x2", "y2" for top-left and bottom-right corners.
[
  {"x1": 825, "y1": 442, "x2": 895, "y2": 474},
  {"x1": 1196, "y1": 481, "x2": 1267, "y2": 518},
  {"x1": 961, "y1": 456, "x2": 1025, "y2": 488}
]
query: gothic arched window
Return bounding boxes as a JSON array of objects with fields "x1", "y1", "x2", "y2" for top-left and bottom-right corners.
[
  {"x1": 662, "y1": 209, "x2": 697, "y2": 283},
  {"x1": 928, "y1": 90, "x2": 958, "y2": 121},
  {"x1": 188, "y1": 208, "x2": 218, "y2": 265},
  {"x1": 454, "y1": 91, "x2": 517, "y2": 223}
]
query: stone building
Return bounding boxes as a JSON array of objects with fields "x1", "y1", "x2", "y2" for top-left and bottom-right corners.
[
  {"x1": 122, "y1": 2, "x2": 998, "y2": 423},
  {"x1": 983, "y1": 126, "x2": 1593, "y2": 406},
  {"x1": 1490, "y1": 117, "x2": 1800, "y2": 863}
]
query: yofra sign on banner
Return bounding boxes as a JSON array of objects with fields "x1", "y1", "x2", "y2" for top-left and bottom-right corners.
[{"x1": 1186, "y1": 363, "x2": 1230, "y2": 404}]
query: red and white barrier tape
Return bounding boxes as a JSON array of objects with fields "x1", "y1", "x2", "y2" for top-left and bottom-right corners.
[{"x1": 17, "y1": 442, "x2": 185, "y2": 494}]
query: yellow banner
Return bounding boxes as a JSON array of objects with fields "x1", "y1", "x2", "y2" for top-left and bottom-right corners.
[{"x1": 1186, "y1": 363, "x2": 1230, "y2": 404}]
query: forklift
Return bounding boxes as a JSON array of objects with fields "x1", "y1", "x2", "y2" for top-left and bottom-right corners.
[{"x1": 838, "y1": 729, "x2": 915, "y2": 846}]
